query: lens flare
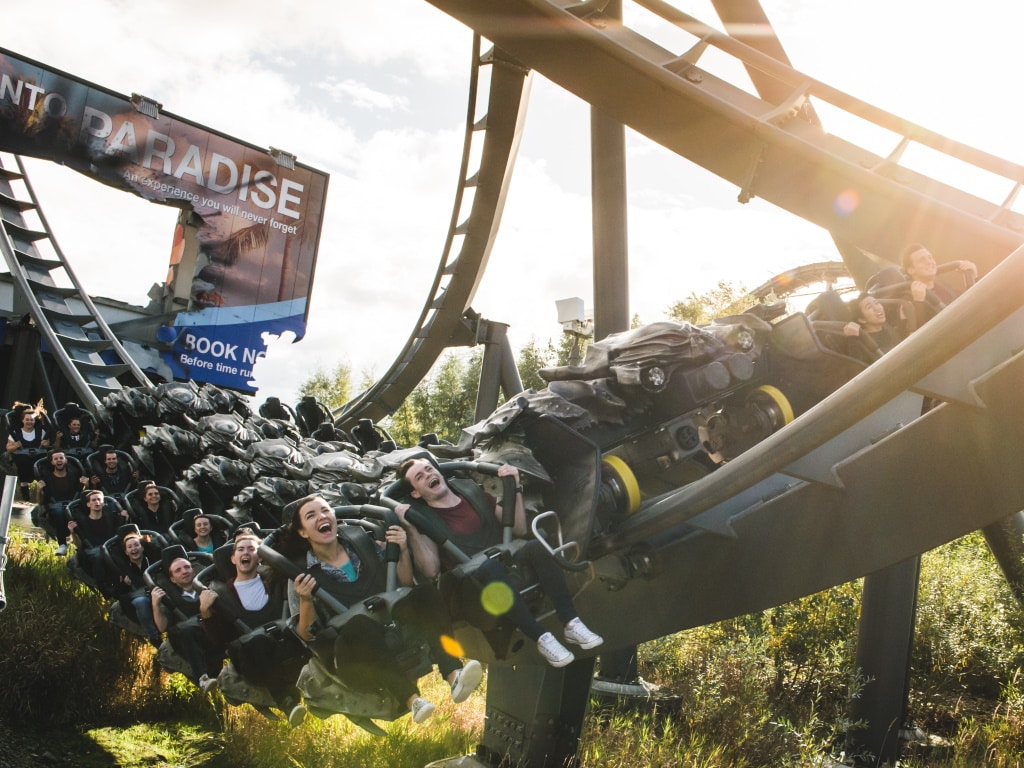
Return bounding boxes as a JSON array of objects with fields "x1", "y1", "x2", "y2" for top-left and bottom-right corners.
[
  {"x1": 440, "y1": 634, "x2": 464, "y2": 658},
  {"x1": 834, "y1": 189, "x2": 860, "y2": 216},
  {"x1": 480, "y1": 581, "x2": 515, "y2": 616}
]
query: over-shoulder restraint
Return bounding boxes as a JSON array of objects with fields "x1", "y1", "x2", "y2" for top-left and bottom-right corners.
[
  {"x1": 211, "y1": 576, "x2": 285, "y2": 630},
  {"x1": 409, "y1": 477, "x2": 503, "y2": 558},
  {"x1": 303, "y1": 525, "x2": 386, "y2": 609}
]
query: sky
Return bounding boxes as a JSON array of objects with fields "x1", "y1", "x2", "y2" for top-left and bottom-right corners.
[{"x1": 4, "y1": 0, "x2": 1024, "y2": 407}]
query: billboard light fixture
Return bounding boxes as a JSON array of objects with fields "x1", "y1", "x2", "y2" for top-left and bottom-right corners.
[
  {"x1": 269, "y1": 147, "x2": 296, "y2": 170},
  {"x1": 130, "y1": 93, "x2": 162, "y2": 119}
]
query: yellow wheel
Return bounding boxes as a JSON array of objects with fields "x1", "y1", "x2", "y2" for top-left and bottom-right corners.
[
  {"x1": 751, "y1": 384, "x2": 794, "y2": 429},
  {"x1": 602, "y1": 455, "x2": 641, "y2": 516}
]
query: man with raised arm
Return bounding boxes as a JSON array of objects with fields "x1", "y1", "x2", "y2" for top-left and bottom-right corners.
[{"x1": 395, "y1": 457, "x2": 603, "y2": 668}]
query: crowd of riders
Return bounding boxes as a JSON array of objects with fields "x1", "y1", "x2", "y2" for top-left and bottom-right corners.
[{"x1": 6, "y1": 389, "x2": 604, "y2": 732}]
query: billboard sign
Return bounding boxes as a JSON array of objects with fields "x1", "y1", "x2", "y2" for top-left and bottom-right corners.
[{"x1": 0, "y1": 47, "x2": 329, "y2": 392}]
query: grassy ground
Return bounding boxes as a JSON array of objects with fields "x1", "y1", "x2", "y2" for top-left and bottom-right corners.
[{"x1": 3, "y1": 530, "x2": 1024, "y2": 767}]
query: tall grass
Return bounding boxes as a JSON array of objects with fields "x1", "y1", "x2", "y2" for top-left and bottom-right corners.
[
  {"x1": 3, "y1": 530, "x2": 1024, "y2": 766},
  {"x1": 220, "y1": 684, "x2": 484, "y2": 768},
  {"x1": 0, "y1": 535, "x2": 215, "y2": 727}
]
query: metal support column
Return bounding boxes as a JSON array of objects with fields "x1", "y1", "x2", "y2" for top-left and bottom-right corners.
[
  {"x1": 590, "y1": 0, "x2": 629, "y2": 342},
  {"x1": 476, "y1": 659, "x2": 596, "y2": 767},
  {"x1": 474, "y1": 319, "x2": 524, "y2": 422},
  {"x1": 848, "y1": 556, "x2": 920, "y2": 766},
  {"x1": 982, "y1": 511, "x2": 1024, "y2": 607},
  {"x1": 589, "y1": 0, "x2": 641, "y2": 699},
  {"x1": 3, "y1": 318, "x2": 40, "y2": 407}
]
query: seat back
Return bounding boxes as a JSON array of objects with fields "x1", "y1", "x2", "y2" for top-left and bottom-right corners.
[
  {"x1": 103, "y1": 528, "x2": 168, "y2": 576},
  {"x1": 124, "y1": 485, "x2": 181, "y2": 531},
  {"x1": 53, "y1": 403, "x2": 98, "y2": 453},
  {"x1": 143, "y1": 549, "x2": 214, "y2": 623},
  {"x1": 258, "y1": 397, "x2": 296, "y2": 424},
  {"x1": 294, "y1": 396, "x2": 333, "y2": 438},
  {"x1": 193, "y1": 541, "x2": 237, "y2": 601},
  {"x1": 5, "y1": 405, "x2": 54, "y2": 445},
  {"x1": 169, "y1": 512, "x2": 236, "y2": 551},
  {"x1": 33, "y1": 454, "x2": 86, "y2": 482},
  {"x1": 86, "y1": 447, "x2": 137, "y2": 479}
]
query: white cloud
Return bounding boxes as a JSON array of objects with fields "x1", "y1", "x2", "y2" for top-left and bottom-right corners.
[{"x1": 315, "y1": 78, "x2": 410, "y2": 112}]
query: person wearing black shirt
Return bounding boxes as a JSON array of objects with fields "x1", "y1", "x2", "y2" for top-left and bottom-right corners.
[
  {"x1": 57, "y1": 416, "x2": 96, "y2": 458},
  {"x1": 150, "y1": 549, "x2": 223, "y2": 688},
  {"x1": 110, "y1": 526, "x2": 162, "y2": 647},
  {"x1": 68, "y1": 490, "x2": 128, "y2": 595},
  {"x1": 90, "y1": 448, "x2": 138, "y2": 501},
  {"x1": 841, "y1": 293, "x2": 898, "y2": 363},
  {"x1": 901, "y1": 243, "x2": 977, "y2": 329},
  {"x1": 37, "y1": 450, "x2": 88, "y2": 556}
]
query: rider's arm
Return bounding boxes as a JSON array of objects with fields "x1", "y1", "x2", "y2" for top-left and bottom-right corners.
[
  {"x1": 383, "y1": 524, "x2": 415, "y2": 587},
  {"x1": 394, "y1": 503, "x2": 441, "y2": 579},
  {"x1": 290, "y1": 573, "x2": 319, "y2": 641},
  {"x1": 495, "y1": 464, "x2": 528, "y2": 538},
  {"x1": 67, "y1": 518, "x2": 82, "y2": 547},
  {"x1": 150, "y1": 587, "x2": 170, "y2": 633}
]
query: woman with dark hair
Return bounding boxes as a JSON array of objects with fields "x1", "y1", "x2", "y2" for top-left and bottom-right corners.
[
  {"x1": 280, "y1": 494, "x2": 482, "y2": 725},
  {"x1": 183, "y1": 508, "x2": 228, "y2": 554},
  {"x1": 112, "y1": 526, "x2": 162, "y2": 646},
  {"x1": 132, "y1": 482, "x2": 178, "y2": 532}
]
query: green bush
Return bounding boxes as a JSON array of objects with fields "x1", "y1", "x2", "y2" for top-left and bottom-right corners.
[
  {"x1": 625, "y1": 581, "x2": 864, "y2": 766},
  {"x1": 0, "y1": 534, "x2": 214, "y2": 727},
  {"x1": 915, "y1": 532, "x2": 1024, "y2": 699}
]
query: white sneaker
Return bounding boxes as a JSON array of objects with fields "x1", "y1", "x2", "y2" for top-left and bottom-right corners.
[
  {"x1": 288, "y1": 703, "x2": 307, "y2": 728},
  {"x1": 411, "y1": 696, "x2": 435, "y2": 724},
  {"x1": 537, "y1": 632, "x2": 574, "y2": 667},
  {"x1": 198, "y1": 674, "x2": 219, "y2": 692},
  {"x1": 450, "y1": 659, "x2": 483, "y2": 703},
  {"x1": 564, "y1": 618, "x2": 603, "y2": 650},
  {"x1": 55, "y1": 543, "x2": 68, "y2": 557}
]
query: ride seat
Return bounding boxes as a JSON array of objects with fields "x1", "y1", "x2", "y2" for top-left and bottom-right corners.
[
  {"x1": 124, "y1": 485, "x2": 181, "y2": 531},
  {"x1": 102, "y1": 525, "x2": 168, "y2": 576},
  {"x1": 33, "y1": 453, "x2": 86, "y2": 482},
  {"x1": 86, "y1": 448, "x2": 138, "y2": 492},
  {"x1": 168, "y1": 511, "x2": 237, "y2": 551}
]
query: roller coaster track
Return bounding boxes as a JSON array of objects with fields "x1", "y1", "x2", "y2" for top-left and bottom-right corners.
[
  {"x1": 410, "y1": 0, "x2": 1024, "y2": 654},
  {"x1": 425, "y1": 0, "x2": 1024, "y2": 279},
  {"x1": 0, "y1": 152, "x2": 153, "y2": 408},
  {"x1": 333, "y1": 35, "x2": 531, "y2": 431}
]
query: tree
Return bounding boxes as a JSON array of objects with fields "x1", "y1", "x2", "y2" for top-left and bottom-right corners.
[
  {"x1": 381, "y1": 349, "x2": 482, "y2": 446},
  {"x1": 667, "y1": 280, "x2": 753, "y2": 325},
  {"x1": 384, "y1": 389, "x2": 425, "y2": 448},
  {"x1": 516, "y1": 336, "x2": 556, "y2": 392},
  {"x1": 297, "y1": 361, "x2": 352, "y2": 410}
]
